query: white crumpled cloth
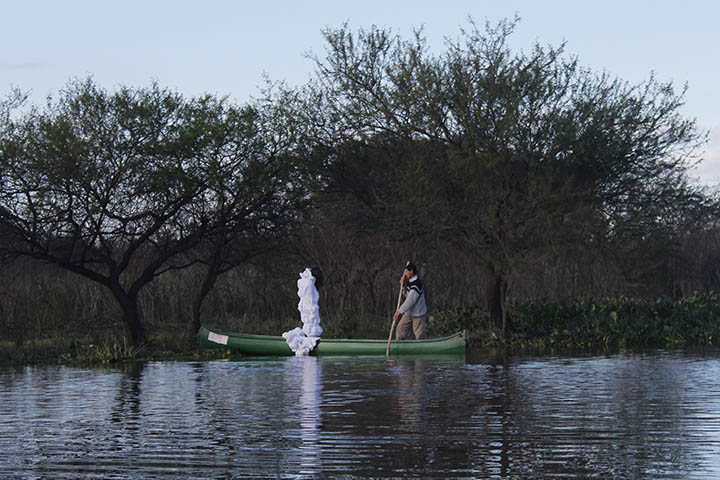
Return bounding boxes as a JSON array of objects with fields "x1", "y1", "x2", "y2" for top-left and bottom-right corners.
[{"x1": 283, "y1": 268, "x2": 323, "y2": 356}]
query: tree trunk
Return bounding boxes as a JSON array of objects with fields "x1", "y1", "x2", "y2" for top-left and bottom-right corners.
[
  {"x1": 192, "y1": 269, "x2": 217, "y2": 334},
  {"x1": 500, "y1": 278, "x2": 509, "y2": 338},
  {"x1": 482, "y1": 269, "x2": 512, "y2": 337},
  {"x1": 110, "y1": 284, "x2": 147, "y2": 345},
  {"x1": 192, "y1": 247, "x2": 223, "y2": 334},
  {"x1": 126, "y1": 311, "x2": 146, "y2": 346}
]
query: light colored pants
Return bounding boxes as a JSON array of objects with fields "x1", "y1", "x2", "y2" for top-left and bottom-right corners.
[{"x1": 395, "y1": 313, "x2": 427, "y2": 340}]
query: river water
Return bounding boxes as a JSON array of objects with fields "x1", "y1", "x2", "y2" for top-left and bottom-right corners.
[{"x1": 1, "y1": 350, "x2": 720, "y2": 479}]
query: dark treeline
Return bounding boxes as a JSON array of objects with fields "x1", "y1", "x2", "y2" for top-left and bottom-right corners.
[{"x1": 2, "y1": 18, "x2": 720, "y2": 348}]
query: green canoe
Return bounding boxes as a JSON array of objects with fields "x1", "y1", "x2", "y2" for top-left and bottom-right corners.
[{"x1": 197, "y1": 325, "x2": 467, "y2": 356}]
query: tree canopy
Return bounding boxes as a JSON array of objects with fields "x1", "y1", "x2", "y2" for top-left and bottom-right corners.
[
  {"x1": 0, "y1": 19, "x2": 717, "y2": 344},
  {"x1": 0, "y1": 78, "x2": 315, "y2": 343},
  {"x1": 300, "y1": 18, "x2": 714, "y2": 333}
]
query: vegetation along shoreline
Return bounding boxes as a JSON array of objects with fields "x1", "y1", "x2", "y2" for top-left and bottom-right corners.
[
  {"x1": 2, "y1": 18, "x2": 720, "y2": 365},
  {"x1": 3, "y1": 292, "x2": 720, "y2": 366}
]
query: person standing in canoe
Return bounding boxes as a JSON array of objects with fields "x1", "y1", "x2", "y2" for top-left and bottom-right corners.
[{"x1": 393, "y1": 261, "x2": 428, "y2": 340}]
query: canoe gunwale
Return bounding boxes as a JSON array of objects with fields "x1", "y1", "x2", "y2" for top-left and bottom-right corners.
[{"x1": 197, "y1": 326, "x2": 466, "y2": 356}]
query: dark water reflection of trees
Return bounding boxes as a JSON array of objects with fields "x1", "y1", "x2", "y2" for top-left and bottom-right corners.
[{"x1": 1, "y1": 352, "x2": 719, "y2": 478}]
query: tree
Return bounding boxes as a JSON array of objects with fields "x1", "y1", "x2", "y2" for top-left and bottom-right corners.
[
  {"x1": 184, "y1": 84, "x2": 317, "y2": 333},
  {"x1": 0, "y1": 78, "x2": 313, "y2": 344},
  {"x1": 301, "y1": 18, "x2": 711, "y2": 335}
]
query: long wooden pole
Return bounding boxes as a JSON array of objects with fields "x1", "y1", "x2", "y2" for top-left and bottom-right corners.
[{"x1": 386, "y1": 282, "x2": 404, "y2": 357}]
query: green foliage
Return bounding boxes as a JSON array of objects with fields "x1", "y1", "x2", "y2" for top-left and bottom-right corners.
[
  {"x1": 504, "y1": 292, "x2": 720, "y2": 350},
  {"x1": 0, "y1": 330, "x2": 228, "y2": 366},
  {"x1": 304, "y1": 17, "x2": 713, "y2": 334},
  {"x1": 0, "y1": 78, "x2": 318, "y2": 344},
  {"x1": 428, "y1": 307, "x2": 490, "y2": 337},
  {"x1": 84, "y1": 338, "x2": 146, "y2": 364},
  {"x1": 2, "y1": 19, "x2": 720, "y2": 357}
]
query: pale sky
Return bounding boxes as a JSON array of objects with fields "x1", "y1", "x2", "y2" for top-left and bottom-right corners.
[{"x1": 3, "y1": 0, "x2": 719, "y2": 183}]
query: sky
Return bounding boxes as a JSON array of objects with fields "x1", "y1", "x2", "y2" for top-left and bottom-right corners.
[{"x1": 3, "y1": 0, "x2": 719, "y2": 183}]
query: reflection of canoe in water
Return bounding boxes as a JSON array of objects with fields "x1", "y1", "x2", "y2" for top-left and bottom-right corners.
[{"x1": 197, "y1": 325, "x2": 467, "y2": 356}]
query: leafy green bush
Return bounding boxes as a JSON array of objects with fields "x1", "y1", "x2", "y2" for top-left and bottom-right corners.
[
  {"x1": 428, "y1": 306, "x2": 490, "y2": 337},
  {"x1": 506, "y1": 292, "x2": 720, "y2": 350}
]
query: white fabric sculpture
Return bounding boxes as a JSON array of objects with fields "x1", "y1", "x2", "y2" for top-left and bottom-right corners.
[{"x1": 282, "y1": 268, "x2": 323, "y2": 356}]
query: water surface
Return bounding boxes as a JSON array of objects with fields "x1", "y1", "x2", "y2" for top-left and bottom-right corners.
[{"x1": 2, "y1": 350, "x2": 720, "y2": 478}]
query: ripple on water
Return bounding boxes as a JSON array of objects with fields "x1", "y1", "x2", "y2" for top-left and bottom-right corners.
[{"x1": 1, "y1": 353, "x2": 720, "y2": 478}]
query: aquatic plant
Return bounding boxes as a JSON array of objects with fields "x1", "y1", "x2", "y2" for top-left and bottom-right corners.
[
  {"x1": 88, "y1": 338, "x2": 147, "y2": 363},
  {"x1": 505, "y1": 292, "x2": 720, "y2": 351}
]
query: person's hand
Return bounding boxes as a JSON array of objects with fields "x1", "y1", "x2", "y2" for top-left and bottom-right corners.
[
  {"x1": 393, "y1": 311, "x2": 400, "y2": 320},
  {"x1": 399, "y1": 273, "x2": 406, "y2": 286}
]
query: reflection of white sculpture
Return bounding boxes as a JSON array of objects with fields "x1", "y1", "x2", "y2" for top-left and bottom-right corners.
[
  {"x1": 283, "y1": 356, "x2": 322, "y2": 474},
  {"x1": 283, "y1": 268, "x2": 323, "y2": 356},
  {"x1": 299, "y1": 357, "x2": 321, "y2": 473}
]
